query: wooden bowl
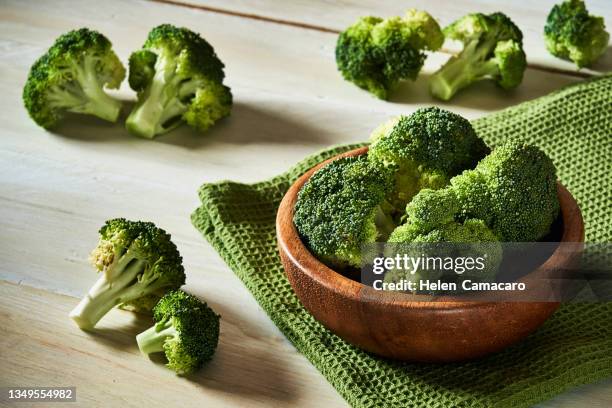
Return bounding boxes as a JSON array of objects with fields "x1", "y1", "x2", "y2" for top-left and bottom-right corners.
[{"x1": 276, "y1": 147, "x2": 584, "y2": 362}]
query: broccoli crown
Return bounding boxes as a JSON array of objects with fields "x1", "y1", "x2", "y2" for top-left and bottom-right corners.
[
  {"x1": 393, "y1": 141, "x2": 559, "y2": 244},
  {"x1": 22, "y1": 28, "x2": 125, "y2": 128},
  {"x1": 544, "y1": 0, "x2": 609, "y2": 67},
  {"x1": 368, "y1": 107, "x2": 488, "y2": 210},
  {"x1": 429, "y1": 12, "x2": 526, "y2": 100},
  {"x1": 335, "y1": 10, "x2": 443, "y2": 99},
  {"x1": 126, "y1": 24, "x2": 232, "y2": 138},
  {"x1": 294, "y1": 156, "x2": 395, "y2": 268},
  {"x1": 69, "y1": 218, "x2": 185, "y2": 330},
  {"x1": 405, "y1": 188, "x2": 459, "y2": 231},
  {"x1": 470, "y1": 141, "x2": 560, "y2": 242},
  {"x1": 142, "y1": 290, "x2": 220, "y2": 375}
]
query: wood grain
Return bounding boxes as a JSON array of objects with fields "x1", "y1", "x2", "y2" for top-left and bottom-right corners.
[{"x1": 0, "y1": 0, "x2": 609, "y2": 406}]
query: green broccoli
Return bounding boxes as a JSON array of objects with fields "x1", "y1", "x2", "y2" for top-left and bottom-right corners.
[
  {"x1": 429, "y1": 13, "x2": 527, "y2": 101},
  {"x1": 136, "y1": 290, "x2": 220, "y2": 375},
  {"x1": 22, "y1": 28, "x2": 125, "y2": 129},
  {"x1": 394, "y1": 141, "x2": 560, "y2": 243},
  {"x1": 126, "y1": 24, "x2": 232, "y2": 138},
  {"x1": 368, "y1": 107, "x2": 488, "y2": 213},
  {"x1": 69, "y1": 219, "x2": 185, "y2": 330},
  {"x1": 544, "y1": 0, "x2": 609, "y2": 68},
  {"x1": 387, "y1": 219, "x2": 502, "y2": 293},
  {"x1": 453, "y1": 141, "x2": 560, "y2": 242},
  {"x1": 293, "y1": 156, "x2": 395, "y2": 268},
  {"x1": 335, "y1": 9, "x2": 443, "y2": 99}
]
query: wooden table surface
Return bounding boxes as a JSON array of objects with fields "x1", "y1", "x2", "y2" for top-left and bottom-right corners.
[{"x1": 1, "y1": 0, "x2": 610, "y2": 407}]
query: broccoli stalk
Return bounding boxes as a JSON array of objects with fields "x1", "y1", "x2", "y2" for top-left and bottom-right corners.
[
  {"x1": 69, "y1": 219, "x2": 185, "y2": 330},
  {"x1": 23, "y1": 28, "x2": 125, "y2": 129},
  {"x1": 126, "y1": 24, "x2": 232, "y2": 139},
  {"x1": 429, "y1": 13, "x2": 526, "y2": 101},
  {"x1": 136, "y1": 290, "x2": 220, "y2": 375},
  {"x1": 136, "y1": 319, "x2": 179, "y2": 355}
]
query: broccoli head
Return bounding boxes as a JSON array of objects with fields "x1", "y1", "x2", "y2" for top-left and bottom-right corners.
[
  {"x1": 387, "y1": 219, "x2": 501, "y2": 293},
  {"x1": 294, "y1": 156, "x2": 395, "y2": 268},
  {"x1": 429, "y1": 12, "x2": 527, "y2": 101},
  {"x1": 463, "y1": 141, "x2": 560, "y2": 242},
  {"x1": 368, "y1": 107, "x2": 488, "y2": 212},
  {"x1": 136, "y1": 290, "x2": 220, "y2": 375},
  {"x1": 335, "y1": 10, "x2": 443, "y2": 99},
  {"x1": 23, "y1": 28, "x2": 125, "y2": 129},
  {"x1": 544, "y1": 0, "x2": 609, "y2": 68},
  {"x1": 126, "y1": 24, "x2": 232, "y2": 138},
  {"x1": 69, "y1": 218, "x2": 185, "y2": 330}
]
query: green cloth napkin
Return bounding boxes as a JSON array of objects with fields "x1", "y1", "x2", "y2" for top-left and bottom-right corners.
[{"x1": 192, "y1": 76, "x2": 612, "y2": 408}]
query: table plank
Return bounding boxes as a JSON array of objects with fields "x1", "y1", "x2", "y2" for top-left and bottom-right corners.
[
  {"x1": 0, "y1": 281, "x2": 346, "y2": 407},
  {"x1": 172, "y1": 0, "x2": 612, "y2": 75}
]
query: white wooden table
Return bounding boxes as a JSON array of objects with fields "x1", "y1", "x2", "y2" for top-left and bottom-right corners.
[{"x1": 1, "y1": 1, "x2": 611, "y2": 406}]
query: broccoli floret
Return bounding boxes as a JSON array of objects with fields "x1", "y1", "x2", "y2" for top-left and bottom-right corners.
[
  {"x1": 458, "y1": 141, "x2": 560, "y2": 242},
  {"x1": 22, "y1": 28, "x2": 125, "y2": 129},
  {"x1": 69, "y1": 219, "x2": 185, "y2": 330},
  {"x1": 136, "y1": 290, "x2": 220, "y2": 375},
  {"x1": 429, "y1": 13, "x2": 527, "y2": 101},
  {"x1": 397, "y1": 141, "x2": 560, "y2": 243},
  {"x1": 126, "y1": 24, "x2": 232, "y2": 138},
  {"x1": 335, "y1": 10, "x2": 443, "y2": 99},
  {"x1": 544, "y1": 0, "x2": 609, "y2": 67},
  {"x1": 387, "y1": 219, "x2": 501, "y2": 293},
  {"x1": 294, "y1": 156, "x2": 395, "y2": 268},
  {"x1": 368, "y1": 107, "x2": 488, "y2": 212}
]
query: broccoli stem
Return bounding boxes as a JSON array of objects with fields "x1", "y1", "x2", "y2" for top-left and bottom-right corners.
[
  {"x1": 71, "y1": 57, "x2": 122, "y2": 122},
  {"x1": 136, "y1": 319, "x2": 177, "y2": 354},
  {"x1": 125, "y1": 55, "x2": 186, "y2": 138},
  {"x1": 429, "y1": 40, "x2": 497, "y2": 101},
  {"x1": 69, "y1": 259, "x2": 146, "y2": 329}
]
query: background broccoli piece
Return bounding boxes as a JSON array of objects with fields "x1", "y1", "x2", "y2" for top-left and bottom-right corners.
[
  {"x1": 429, "y1": 12, "x2": 527, "y2": 101},
  {"x1": 294, "y1": 156, "x2": 395, "y2": 269},
  {"x1": 136, "y1": 290, "x2": 220, "y2": 375},
  {"x1": 22, "y1": 28, "x2": 125, "y2": 129},
  {"x1": 335, "y1": 10, "x2": 443, "y2": 99},
  {"x1": 126, "y1": 24, "x2": 232, "y2": 138},
  {"x1": 69, "y1": 218, "x2": 185, "y2": 330},
  {"x1": 544, "y1": 0, "x2": 609, "y2": 68},
  {"x1": 368, "y1": 107, "x2": 489, "y2": 213}
]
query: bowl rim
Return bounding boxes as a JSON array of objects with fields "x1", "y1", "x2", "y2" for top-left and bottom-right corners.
[{"x1": 276, "y1": 146, "x2": 585, "y2": 310}]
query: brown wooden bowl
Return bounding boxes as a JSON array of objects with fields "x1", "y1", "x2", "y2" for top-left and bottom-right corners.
[{"x1": 276, "y1": 147, "x2": 584, "y2": 362}]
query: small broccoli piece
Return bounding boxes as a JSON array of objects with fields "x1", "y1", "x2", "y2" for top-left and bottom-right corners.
[
  {"x1": 69, "y1": 219, "x2": 185, "y2": 330},
  {"x1": 22, "y1": 28, "x2": 125, "y2": 129},
  {"x1": 544, "y1": 0, "x2": 609, "y2": 67},
  {"x1": 136, "y1": 290, "x2": 220, "y2": 375},
  {"x1": 294, "y1": 156, "x2": 395, "y2": 268},
  {"x1": 368, "y1": 107, "x2": 488, "y2": 212},
  {"x1": 429, "y1": 13, "x2": 527, "y2": 101},
  {"x1": 126, "y1": 24, "x2": 232, "y2": 138},
  {"x1": 335, "y1": 10, "x2": 443, "y2": 99},
  {"x1": 405, "y1": 188, "x2": 459, "y2": 231}
]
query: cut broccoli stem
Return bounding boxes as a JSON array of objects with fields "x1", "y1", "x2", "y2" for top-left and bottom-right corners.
[
  {"x1": 126, "y1": 54, "x2": 186, "y2": 138},
  {"x1": 136, "y1": 319, "x2": 177, "y2": 354},
  {"x1": 61, "y1": 56, "x2": 122, "y2": 122}
]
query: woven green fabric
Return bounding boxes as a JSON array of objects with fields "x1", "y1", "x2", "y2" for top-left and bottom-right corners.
[{"x1": 192, "y1": 76, "x2": 612, "y2": 408}]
